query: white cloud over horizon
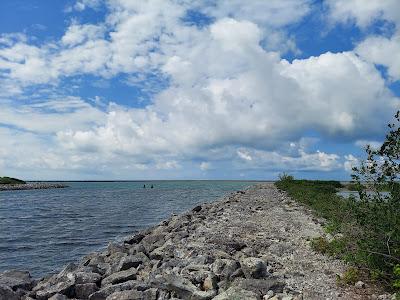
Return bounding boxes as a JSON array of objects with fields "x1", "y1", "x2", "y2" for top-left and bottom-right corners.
[{"x1": 0, "y1": 0, "x2": 399, "y2": 179}]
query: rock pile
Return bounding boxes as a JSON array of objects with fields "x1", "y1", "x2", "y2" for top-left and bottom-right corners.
[
  {"x1": 0, "y1": 183, "x2": 67, "y2": 191},
  {"x1": 0, "y1": 183, "x2": 382, "y2": 299}
]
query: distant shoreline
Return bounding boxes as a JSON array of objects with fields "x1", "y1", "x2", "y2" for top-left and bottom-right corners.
[{"x1": 0, "y1": 182, "x2": 68, "y2": 191}]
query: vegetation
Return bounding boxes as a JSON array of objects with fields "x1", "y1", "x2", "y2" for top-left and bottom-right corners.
[
  {"x1": 0, "y1": 177, "x2": 26, "y2": 184},
  {"x1": 276, "y1": 111, "x2": 400, "y2": 293}
]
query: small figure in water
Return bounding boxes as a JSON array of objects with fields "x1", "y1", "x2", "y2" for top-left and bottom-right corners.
[
  {"x1": 151, "y1": 184, "x2": 154, "y2": 189},
  {"x1": 143, "y1": 184, "x2": 146, "y2": 188}
]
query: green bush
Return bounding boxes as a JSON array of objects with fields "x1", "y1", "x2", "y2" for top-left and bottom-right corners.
[{"x1": 0, "y1": 177, "x2": 26, "y2": 184}]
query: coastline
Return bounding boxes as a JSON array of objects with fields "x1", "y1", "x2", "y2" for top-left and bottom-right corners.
[
  {"x1": 0, "y1": 183, "x2": 381, "y2": 299},
  {"x1": 0, "y1": 183, "x2": 68, "y2": 191}
]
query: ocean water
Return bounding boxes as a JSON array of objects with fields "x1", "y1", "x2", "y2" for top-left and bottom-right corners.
[{"x1": 0, "y1": 181, "x2": 255, "y2": 278}]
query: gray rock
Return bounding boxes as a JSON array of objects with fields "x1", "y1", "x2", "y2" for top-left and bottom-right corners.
[
  {"x1": 48, "y1": 293, "x2": 68, "y2": 300},
  {"x1": 0, "y1": 270, "x2": 34, "y2": 291},
  {"x1": 0, "y1": 284, "x2": 19, "y2": 300},
  {"x1": 212, "y1": 259, "x2": 240, "y2": 280},
  {"x1": 151, "y1": 274, "x2": 216, "y2": 300},
  {"x1": 89, "y1": 280, "x2": 138, "y2": 300},
  {"x1": 142, "y1": 288, "x2": 158, "y2": 300},
  {"x1": 105, "y1": 290, "x2": 143, "y2": 300},
  {"x1": 35, "y1": 280, "x2": 75, "y2": 300},
  {"x1": 118, "y1": 253, "x2": 148, "y2": 271},
  {"x1": 101, "y1": 268, "x2": 137, "y2": 286},
  {"x1": 240, "y1": 257, "x2": 267, "y2": 279},
  {"x1": 234, "y1": 278, "x2": 284, "y2": 295},
  {"x1": 75, "y1": 283, "x2": 99, "y2": 299},
  {"x1": 212, "y1": 286, "x2": 259, "y2": 300},
  {"x1": 141, "y1": 233, "x2": 166, "y2": 253},
  {"x1": 124, "y1": 233, "x2": 145, "y2": 245},
  {"x1": 74, "y1": 272, "x2": 102, "y2": 284}
]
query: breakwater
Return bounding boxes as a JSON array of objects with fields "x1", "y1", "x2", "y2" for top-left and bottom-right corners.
[
  {"x1": 0, "y1": 183, "x2": 382, "y2": 299},
  {"x1": 0, "y1": 183, "x2": 67, "y2": 191}
]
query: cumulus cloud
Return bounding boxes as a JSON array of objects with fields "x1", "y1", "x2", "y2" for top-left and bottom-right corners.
[
  {"x1": 0, "y1": 0, "x2": 398, "y2": 178},
  {"x1": 344, "y1": 154, "x2": 359, "y2": 173},
  {"x1": 356, "y1": 32, "x2": 400, "y2": 81},
  {"x1": 326, "y1": 0, "x2": 400, "y2": 28}
]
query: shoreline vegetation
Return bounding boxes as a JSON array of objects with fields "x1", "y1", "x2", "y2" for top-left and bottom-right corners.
[
  {"x1": 0, "y1": 183, "x2": 394, "y2": 300},
  {"x1": 0, "y1": 177, "x2": 26, "y2": 185},
  {"x1": 276, "y1": 177, "x2": 399, "y2": 299}
]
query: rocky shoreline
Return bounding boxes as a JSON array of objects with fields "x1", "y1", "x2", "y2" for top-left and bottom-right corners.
[
  {"x1": 0, "y1": 183, "x2": 388, "y2": 300},
  {"x1": 0, "y1": 183, "x2": 67, "y2": 191}
]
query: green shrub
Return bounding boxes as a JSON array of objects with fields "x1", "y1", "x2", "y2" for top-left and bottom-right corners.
[{"x1": 0, "y1": 177, "x2": 26, "y2": 184}]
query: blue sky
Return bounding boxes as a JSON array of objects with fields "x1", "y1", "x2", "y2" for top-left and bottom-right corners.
[{"x1": 0, "y1": 0, "x2": 399, "y2": 180}]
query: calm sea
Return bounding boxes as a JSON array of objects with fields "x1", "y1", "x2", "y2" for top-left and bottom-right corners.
[{"x1": 0, "y1": 181, "x2": 256, "y2": 278}]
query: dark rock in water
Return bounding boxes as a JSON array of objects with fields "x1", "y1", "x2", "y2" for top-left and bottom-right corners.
[
  {"x1": 101, "y1": 268, "x2": 137, "y2": 286},
  {"x1": 192, "y1": 205, "x2": 202, "y2": 212},
  {"x1": 0, "y1": 270, "x2": 35, "y2": 291},
  {"x1": 0, "y1": 284, "x2": 19, "y2": 300}
]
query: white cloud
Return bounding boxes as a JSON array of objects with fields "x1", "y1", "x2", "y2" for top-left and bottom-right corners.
[
  {"x1": 355, "y1": 140, "x2": 382, "y2": 150},
  {"x1": 200, "y1": 162, "x2": 211, "y2": 171},
  {"x1": 237, "y1": 150, "x2": 252, "y2": 161},
  {"x1": 356, "y1": 32, "x2": 400, "y2": 81},
  {"x1": 344, "y1": 154, "x2": 359, "y2": 172},
  {"x1": 326, "y1": 0, "x2": 400, "y2": 28},
  {"x1": 0, "y1": 0, "x2": 398, "y2": 179}
]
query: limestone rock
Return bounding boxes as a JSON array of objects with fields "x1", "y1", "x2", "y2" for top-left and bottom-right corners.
[
  {"x1": 101, "y1": 268, "x2": 137, "y2": 286},
  {"x1": 0, "y1": 284, "x2": 19, "y2": 300},
  {"x1": 240, "y1": 257, "x2": 267, "y2": 279},
  {"x1": 75, "y1": 283, "x2": 99, "y2": 299},
  {"x1": 0, "y1": 270, "x2": 35, "y2": 291},
  {"x1": 105, "y1": 290, "x2": 143, "y2": 300},
  {"x1": 213, "y1": 286, "x2": 259, "y2": 300}
]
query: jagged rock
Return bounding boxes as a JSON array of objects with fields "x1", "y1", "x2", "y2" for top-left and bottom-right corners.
[
  {"x1": 117, "y1": 253, "x2": 148, "y2": 271},
  {"x1": 141, "y1": 233, "x2": 166, "y2": 253},
  {"x1": 74, "y1": 272, "x2": 102, "y2": 284},
  {"x1": 151, "y1": 274, "x2": 216, "y2": 300},
  {"x1": 101, "y1": 268, "x2": 137, "y2": 286},
  {"x1": 124, "y1": 233, "x2": 145, "y2": 245},
  {"x1": 212, "y1": 259, "x2": 240, "y2": 280},
  {"x1": 212, "y1": 286, "x2": 259, "y2": 300},
  {"x1": 0, "y1": 284, "x2": 19, "y2": 300},
  {"x1": 35, "y1": 280, "x2": 75, "y2": 300},
  {"x1": 240, "y1": 257, "x2": 268, "y2": 279},
  {"x1": 142, "y1": 288, "x2": 158, "y2": 300},
  {"x1": 48, "y1": 293, "x2": 68, "y2": 300},
  {"x1": 192, "y1": 205, "x2": 202, "y2": 212},
  {"x1": 0, "y1": 270, "x2": 34, "y2": 291},
  {"x1": 203, "y1": 273, "x2": 218, "y2": 291},
  {"x1": 75, "y1": 283, "x2": 99, "y2": 298},
  {"x1": 233, "y1": 278, "x2": 284, "y2": 295},
  {"x1": 105, "y1": 290, "x2": 143, "y2": 300},
  {"x1": 88, "y1": 280, "x2": 138, "y2": 300}
]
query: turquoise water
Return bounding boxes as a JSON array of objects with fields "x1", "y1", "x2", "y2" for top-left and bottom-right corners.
[{"x1": 0, "y1": 181, "x2": 256, "y2": 278}]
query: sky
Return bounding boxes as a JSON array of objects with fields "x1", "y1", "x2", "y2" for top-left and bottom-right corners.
[{"x1": 0, "y1": 0, "x2": 399, "y2": 180}]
